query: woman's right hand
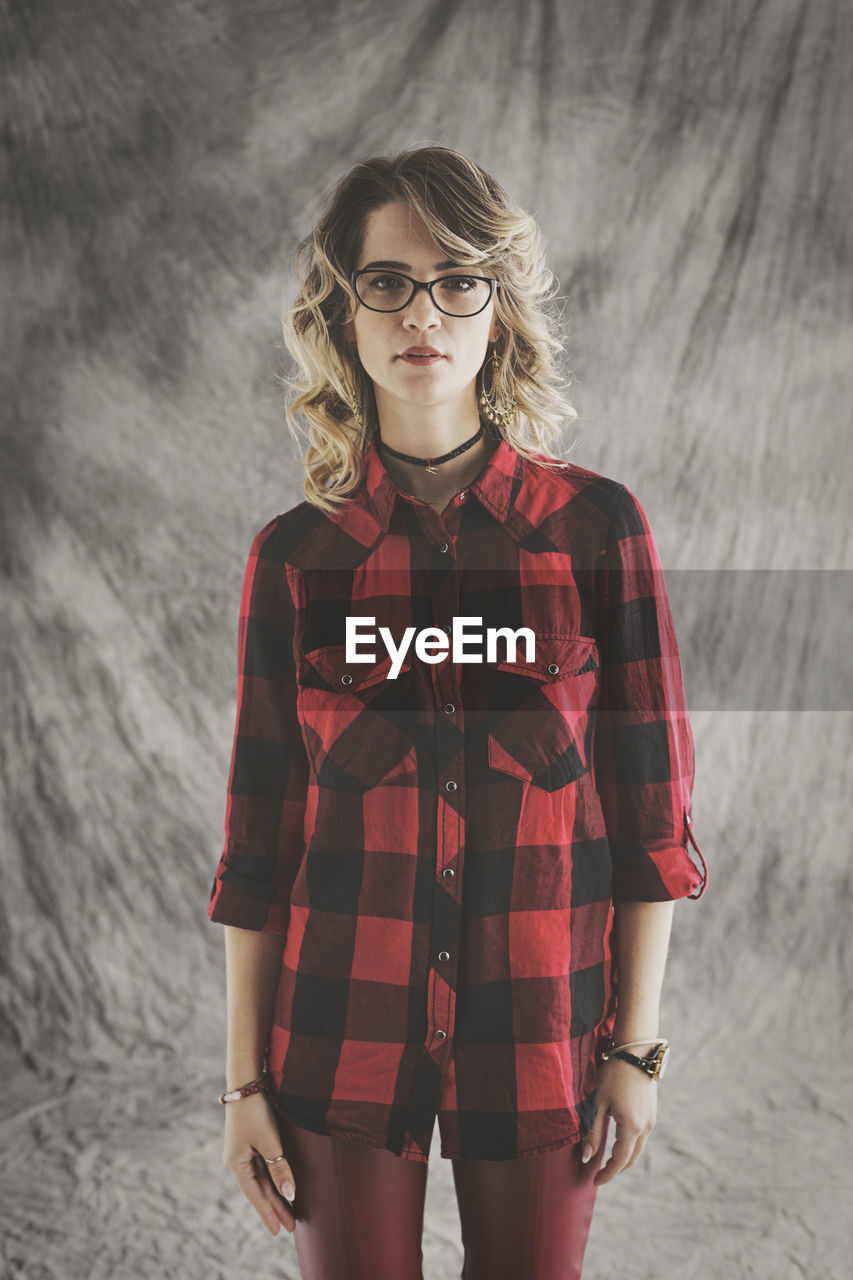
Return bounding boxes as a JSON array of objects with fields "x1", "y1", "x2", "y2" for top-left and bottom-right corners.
[{"x1": 222, "y1": 1091, "x2": 297, "y2": 1235}]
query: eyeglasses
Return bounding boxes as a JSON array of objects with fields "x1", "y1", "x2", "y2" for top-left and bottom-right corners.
[{"x1": 351, "y1": 269, "x2": 498, "y2": 317}]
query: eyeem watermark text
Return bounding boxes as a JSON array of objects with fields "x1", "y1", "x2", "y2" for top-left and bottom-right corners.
[{"x1": 346, "y1": 617, "x2": 535, "y2": 679}]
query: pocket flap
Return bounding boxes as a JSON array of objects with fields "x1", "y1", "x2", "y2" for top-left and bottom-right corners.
[
  {"x1": 300, "y1": 645, "x2": 411, "y2": 692},
  {"x1": 493, "y1": 635, "x2": 598, "y2": 681}
]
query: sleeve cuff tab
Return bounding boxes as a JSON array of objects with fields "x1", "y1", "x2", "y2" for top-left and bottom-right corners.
[{"x1": 684, "y1": 809, "x2": 709, "y2": 899}]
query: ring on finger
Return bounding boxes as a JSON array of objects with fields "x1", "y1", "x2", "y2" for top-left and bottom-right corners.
[{"x1": 264, "y1": 1153, "x2": 288, "y2": 1166}]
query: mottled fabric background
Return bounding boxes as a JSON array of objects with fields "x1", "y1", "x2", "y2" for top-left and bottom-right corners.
[{"x1": 2, "y1": 1, "x2": 851, "y2": 1277}]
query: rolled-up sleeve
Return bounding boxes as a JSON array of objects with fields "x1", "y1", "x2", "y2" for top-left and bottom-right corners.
[
  {"x1": 593, "y1": 484, "x2": 708, "y2": 902},
  {"x1": 207, "y1": 520, "x2": 309, "y2": 934}
]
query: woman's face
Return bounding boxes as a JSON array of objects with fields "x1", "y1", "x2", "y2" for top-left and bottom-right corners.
[{"x1": 348, "y1": 200, "x2": 501, "y2": 421}]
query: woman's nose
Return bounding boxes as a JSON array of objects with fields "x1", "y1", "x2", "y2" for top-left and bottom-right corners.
[{"x1": 403, "y1": 288, "x2": 441, "y2": 329}]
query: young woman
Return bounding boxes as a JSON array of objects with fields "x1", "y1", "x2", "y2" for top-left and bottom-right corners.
[{"x1": 207, "y1": 145, "x2": 708, "y2": 1280}]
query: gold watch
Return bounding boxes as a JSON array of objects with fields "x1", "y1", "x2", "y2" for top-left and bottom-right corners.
[{"x1": 599, "y1": 1036, "x2": 670, "y2": 1080}]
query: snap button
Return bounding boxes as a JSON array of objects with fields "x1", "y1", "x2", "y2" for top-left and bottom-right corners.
[
  {"x1": 547, "y1": 663, "x2": 560, "y2": 675},
  {"x1": 439, "y1": 542, "x2": 449, "y2": 553},
  {"x1": 341, "y1": 673, "x2": 354, "y2": 685},
  {"x1": 435, "y1": 1029, "x2": 447, "y2": 1040},
  {"x1": 445, "y1": 779, "x2": 458, "y2": 792},
  {"x1": 442, "y1": 867, "x2": 455, "y2": 878},
  {"x1": 438, "y1": 950, "x2": 450, "y2": 962},
  {"x1": 443, "y1": 625, "x2": 452, "y2": 635},
  {"x1": 444, "y1": 703, "x2": 455, "y2": 715}
]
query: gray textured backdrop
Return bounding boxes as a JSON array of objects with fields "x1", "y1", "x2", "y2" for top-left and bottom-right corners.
[{"x1": 2, "y1": 1, "x2": 851, "y2": 1277}]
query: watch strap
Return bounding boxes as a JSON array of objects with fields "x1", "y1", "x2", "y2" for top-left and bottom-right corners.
[{"x1": 599, "y1": 1037, "x2": 669, "y2": 1080}]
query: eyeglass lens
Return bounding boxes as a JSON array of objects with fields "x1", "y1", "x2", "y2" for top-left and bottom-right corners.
[{"x1": 356, "y1": 271, "x2": 492, "y2": 316}]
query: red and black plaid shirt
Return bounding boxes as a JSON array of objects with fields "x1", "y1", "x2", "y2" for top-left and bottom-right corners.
[{"x1": 208, "y1": 436, "x2": 707, "y2": 1163}]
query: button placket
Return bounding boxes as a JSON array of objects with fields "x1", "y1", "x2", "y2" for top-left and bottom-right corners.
[{"x1": 427, "y1": 532, "x2": 464, "y2": 1064}]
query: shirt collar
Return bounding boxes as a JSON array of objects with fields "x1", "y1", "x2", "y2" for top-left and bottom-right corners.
[{"x1": 361, "y1": 433, "x2": 525, "y2": 532}]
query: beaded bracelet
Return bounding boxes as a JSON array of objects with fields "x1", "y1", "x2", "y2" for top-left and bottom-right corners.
[{"x1": 218, "y1": 1072, "x2": 270, "y2": 1104}]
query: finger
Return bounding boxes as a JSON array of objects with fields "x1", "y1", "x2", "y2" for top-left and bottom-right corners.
[
  {"x1": 232, "y1": 1158, "x2": 295, "y2": 1236},
  {"x1": 621, "y1": 1125, "x2": 652, "y2": 1173},
  {"x1": 581, "y1": 1104, "x2": 608, "y2": 1165},
  {"x1": 254, "y1": 1160, "x2": 297, "y2": 1233},
  {"x1": 236, "y1": 1174, "x2": 287, "y2": 1236},
  {"x1": 593, "y1": 1129, "x2": 639, "y2": 1187},
  {"x1": 261, "y1": 1151, "x2": 297, "y2": 1203}
]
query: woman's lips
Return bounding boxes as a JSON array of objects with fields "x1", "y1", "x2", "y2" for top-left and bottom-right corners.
[{"x1": 399, "y1": 353, "x2": 444, "y2": 364}]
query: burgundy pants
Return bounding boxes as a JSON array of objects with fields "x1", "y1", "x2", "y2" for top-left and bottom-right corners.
[{"x1": 277, "y1": 1112, "x2": 609, "y2": 1280}]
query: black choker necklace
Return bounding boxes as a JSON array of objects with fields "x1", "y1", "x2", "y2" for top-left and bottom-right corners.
[{"x1": 375, "y1": 423, "x2": 485, "y2": 475}]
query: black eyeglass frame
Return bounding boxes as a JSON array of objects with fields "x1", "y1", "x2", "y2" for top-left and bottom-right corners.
[{"x1": 350, "y1": 269, "x2": 499, "y2": 317}]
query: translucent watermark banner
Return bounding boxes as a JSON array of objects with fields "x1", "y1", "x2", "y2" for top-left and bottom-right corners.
[
  {"x1": 300, "y1": 566, "x2": 852, "y2": 712},
  {"x1": 665, "y1": 570, "x2": 852, "y2": 711}
]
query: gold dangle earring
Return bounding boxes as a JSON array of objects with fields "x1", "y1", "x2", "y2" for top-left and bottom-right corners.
[{"x1": 479, "y1": 346, "x2": 516, "y2": 430}]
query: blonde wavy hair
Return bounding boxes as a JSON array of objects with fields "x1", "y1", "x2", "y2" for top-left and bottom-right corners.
[{"x1": 281, "y1": 145, "x2": 577, "y2": 512}]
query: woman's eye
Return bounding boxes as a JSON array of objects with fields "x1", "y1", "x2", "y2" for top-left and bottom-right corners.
[
  {"x1": 442, "y1": 275, "x2": 478, "y2": 292},
  {"x1": 366, "y1": 273, "x2": 405, "y2": 292}
]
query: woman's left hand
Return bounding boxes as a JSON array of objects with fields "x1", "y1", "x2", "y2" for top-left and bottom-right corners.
[{"x1": 582, "y1": 1057, "x2": 658, "y2": 1186}]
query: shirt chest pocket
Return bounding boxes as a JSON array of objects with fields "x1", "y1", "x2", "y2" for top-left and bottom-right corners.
[
  {"x1": 486, "y1": 636, "x2": 599, "y2": 792},
  {"x1": 297, "y1": 645, "x2": 419, "y2": 790}
]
